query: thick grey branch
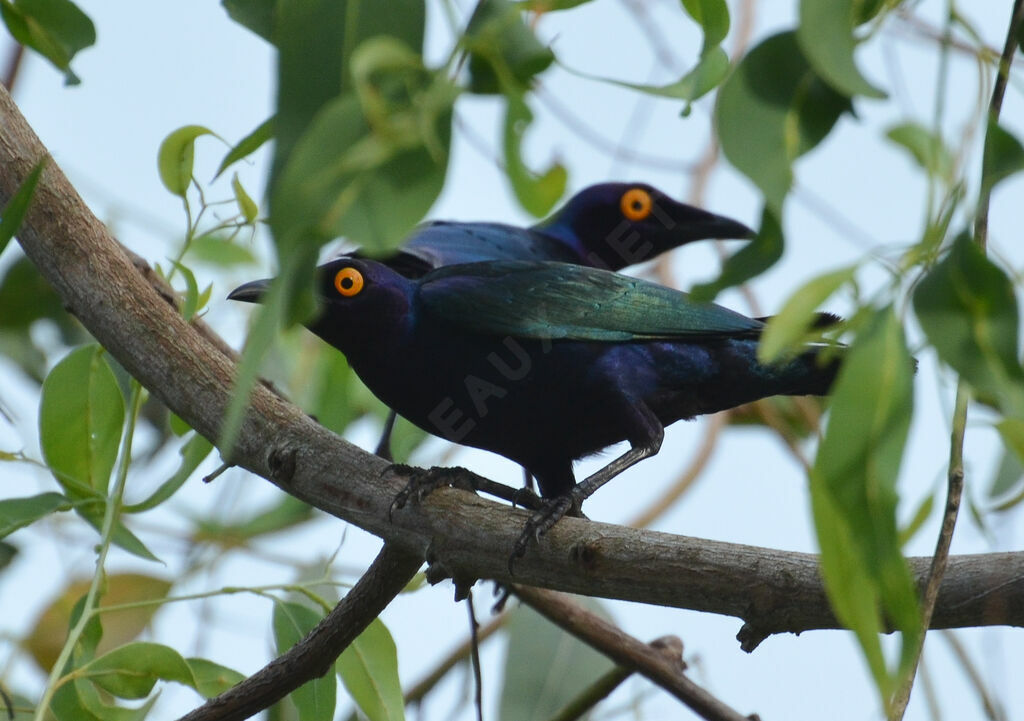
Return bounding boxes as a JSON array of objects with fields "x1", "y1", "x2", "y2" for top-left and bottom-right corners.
[{"x1": 1, "y1": 84, "x2": 1022, "y2": 647}]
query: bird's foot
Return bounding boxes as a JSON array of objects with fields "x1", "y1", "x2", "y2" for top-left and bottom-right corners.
[
  {"x1": 508, "y1": 492, "x2": 583, "y2": 574},
  {"x1": 510, "y1": 486, "x2": 542, "y2": 511},
  {"x1": 385, "y1": 464, "x2": 479, "y2": 520}
]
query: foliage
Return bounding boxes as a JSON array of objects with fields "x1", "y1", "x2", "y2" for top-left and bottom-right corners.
[{"x1": 0, "y1": 1, "x2": 1022, "y2": 720}]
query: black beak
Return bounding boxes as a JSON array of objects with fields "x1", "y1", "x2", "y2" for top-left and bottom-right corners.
[
  {"x1": 227, "y1": 278, "x2": 272, "y2": 303},
  {"x1": 671, "y1": 204, "x2": 756, "y2": 241}
]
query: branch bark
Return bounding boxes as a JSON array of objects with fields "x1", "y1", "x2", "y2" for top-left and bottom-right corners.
[
  {"x1": 1, "y1": 83, "x2": 1023, "y2": 651},
  {"x1": 513, "y1": 585, "x2": 754, "y2": 721},
  {"x1": 177, "y1": 544, "x2": 422, "y2": 721}
]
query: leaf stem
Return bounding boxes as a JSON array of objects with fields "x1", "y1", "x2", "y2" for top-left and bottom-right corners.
[
  {"x1": 33, "y1": 381, "x2": 143, "y2": 720},
  {"x1": 891, "y1": 3, "x2": 1024, "y2": 716}
]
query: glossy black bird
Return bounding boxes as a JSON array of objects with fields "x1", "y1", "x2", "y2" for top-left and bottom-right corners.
[
  {"x1": 358, "y1": 182, "x2": 754, "y2": 458},
  {"x1": 366, "y1": 182, "x2": 754, "y2": 277},
  {"x1": 230, "y1": 257, "x2": 841, "y2": 564}
]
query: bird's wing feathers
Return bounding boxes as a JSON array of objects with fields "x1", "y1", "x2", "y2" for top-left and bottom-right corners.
[
  {"x1": 403, "y1": 222, "x2": 580, "y2": 267},
  {"x1": 420, "y1": 261, "x2": 763, "y2": 341}
]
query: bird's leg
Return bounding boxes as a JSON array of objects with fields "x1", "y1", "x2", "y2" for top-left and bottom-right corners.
[
  {"x1": 373, "y1": 409, "x2": 398, "y2": 461},
  {"x1": 509, "y1": 402, "x2": 664, "y2": 572}
]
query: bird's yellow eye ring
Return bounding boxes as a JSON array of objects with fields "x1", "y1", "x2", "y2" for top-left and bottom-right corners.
[
  {"x1": 334, "y1": 267, "x2": 364, "y2": 297},
  {"x1": 620, "y1": 188, "x2": 652, "y2": 221}
]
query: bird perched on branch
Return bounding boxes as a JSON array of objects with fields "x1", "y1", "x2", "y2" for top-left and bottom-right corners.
[
  {"x1": 230, "y1": 256, "x2": 841, "y2": 567},
  {"x1": 355, "y1": 182, "x2": 755, "y2": 458}
]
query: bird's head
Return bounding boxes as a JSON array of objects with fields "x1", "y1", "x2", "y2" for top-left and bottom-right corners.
[
  {"x1": 228, "y1": 257, "x2": 415, "y2": 352},
  {"x1": 535, "y1": 182, "x2": 754, "y2": 270}
]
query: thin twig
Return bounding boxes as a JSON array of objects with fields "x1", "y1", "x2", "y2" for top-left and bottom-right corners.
[
  {"x1": 467, "y1": 591, "x2": 484, "y2": 721},
  {"x1": 940, "y1": 630, "x2": 1005, "y2": 721},
  {"x1": 545, "y1": 659, "x2": 634, "y2": 721},
  {"x1": 511, "y1": 585, "x2": 752, "y2": 721},
  {"x1": 890, "y1": 4, "x2": 1024, "y2": 716},
  {"x1": 974, "y1": 0, "x2": 1024, "y2": 251},
  {"x1": 403, "y1": 614, "x2": 506, "y2": 707},
  {"x1": 176, "y1": 544, "x2": 422, "y2": 721}
]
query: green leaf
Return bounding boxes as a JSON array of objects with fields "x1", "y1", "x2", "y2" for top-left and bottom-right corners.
[
  {"x1": 689, "y1": 205, "x2": 784, "y2": 301},
  {"x1": 681, "y1": 0, "x2": 729, "y2": 49},
  {"x1": 759, "y1": 265, "x2": 854, "y2": 362},
  {"x1": 981, "y1": 121, "x2": 1024, "y2": 197},
  {"x1": 232, "y1": 174, "x2": 259, "y2": 223},
  {"x1": 274, "y1": 602, "x2": 337, "y2": 721},
  {"x1": 898, "y1": 492, "x2": 934, "y2": 547},
  {"x1": 0, "y1": 540, "x2": 17, "y2": 571},
  {"x1": 716, "y1": 31, "x2": 851, "y2": 214},
  {"x1": 221, "y1": 0, "x2": 274, "y2": 41},
  {"x1": 565, "y1": 46, "x2": 728, "y2": 107},
  {"x1": 124, "y1": 432, "x2": 213, "y2": 513},
  {"x1": 272, "y1": 78, "x2": 454, "y2": 257},
  {"x1": 336, "y1": 618, "x2": 404, "y2": 721},
  {"x1": 886, "y1": 122, "x2": 953, "y2": 182},
  {"x1": 158, "y1": 125, "x2": 215, "y2": 197},
  {"x1": 0, "y1": 492, "x2": 72, "y2": 538},
  {"x1": 79, "y1": 642, "x2": 196, "y2": 699},
  {"x1": 216, "y1": 116, "x2": 274, "y2": 178},
  {"x1": 194, "y1": 494, "x2": 313, "y2": 543},
  {"x1": 27, "y1": 574, "x2": 171, "y2": 674},
  {"x1": 811, "y1": 307, "x2": 919, "y2": 705},
  {"x1": 913, "y1": 233, "x2": 1024, "y2": 415},
  {"x1": 996, "y1": 417, "x2": 1024, "y2": 470},
  {"x1": 40, "y1": 345, "x2": 125, "y2": 496},
  {"x1": 0, "y1": 159, "x2": 45, "y2": 258},
  {"x1": 186, "y1": 234, "x2": 258, "y2": 267},
  {"x1": 502, "y1": 94, "x2": 566, "y2": 217},
  {"x1": 0, "y1": 0, "x2": 95, "y2": 85},
  {"x1": 272, "y1": 0, "x2": 425, "y2": 187},
  {"x1": 988, "y1": 444, "x2": 1024, "y2": 503},
  {"x1": 185, "y1": 657, "x2": 245, "y2": 698},
  {"x1": 500, "y1": 600, "x2": 615, "y2": 721},
  {"x1": 513, "y1": 0, "x2": 591, "y2": 10},
  {"x1": 797, "y1": 0, "x2": 885, "y2": 98},
  {"x1": 464, "y1": 0, "x2": 555, "y2": 94},
  {"x1": 169, "y1": 260, "x2": 200, "y2": 321}
]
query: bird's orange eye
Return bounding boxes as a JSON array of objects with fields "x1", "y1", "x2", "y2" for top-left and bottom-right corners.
[
  {"x1": 620, "y1": 188, "x2": 652, "y2": 221},
  {"x1": 334, "y1": 267, "x2": 364, "y2": 297}
]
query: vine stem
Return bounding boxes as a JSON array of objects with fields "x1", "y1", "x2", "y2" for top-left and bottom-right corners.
[
  {"x1": 33, "y1": 379, "x2": 144, "y2": 721},
  {"x1": 890, "y1": 2, "x2": 1024, "y2": 717}
]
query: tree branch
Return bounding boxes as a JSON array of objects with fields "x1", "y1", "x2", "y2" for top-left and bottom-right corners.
[
  {"x1": 512, "y1": 585, "x2": 753, "y2": 721},
  {"x1": 177, "y1": 544, "x2": 422, "y2": 721},
  {"x1": 1, "y1": 83, "x2": 1023, "y2": 652}
]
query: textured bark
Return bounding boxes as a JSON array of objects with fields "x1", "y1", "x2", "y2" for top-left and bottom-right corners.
[{"x1": 1, "y1": 84, "x2": 1022, "y2": 648}]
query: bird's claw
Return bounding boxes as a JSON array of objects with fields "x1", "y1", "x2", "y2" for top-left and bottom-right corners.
[
  {"x1": 508, "y1": 493, "x2": 576, "y2": 574},
  {"x1": 386, "y1": 465, "x2": 478, "y2": 521}
]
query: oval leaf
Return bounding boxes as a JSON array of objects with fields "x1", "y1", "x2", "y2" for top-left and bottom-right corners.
[
  {"x1": 336, "y1": 618, "x2": 405, "y2": 721},
  {"x1": 274, "y1": 601, "x2": 337, "y2": 721},
  {"x1": 0, "y1": 158, "x2": 46, "y2": 258},
  {"x1": 158, "y1": 125, "x2": 215, "y2": 197},
  {"x1": 39, "y1": 344, "x2": 125, "y2": 496},
  {"x1": 79, "y1": 641, "x2": 195, "y2": 699},
  {"x1": 716, "y1": 31, "x2": 851, "y2": 214},
  {"x1": 797, "y1": 0, "x2": 886, "y2": 98},
  {"x1": 811, "y1": 307, "x2": 920, "y2": 704},
  {"x1": 759, "y1": 264, "x2": 854, "y2": 362}
]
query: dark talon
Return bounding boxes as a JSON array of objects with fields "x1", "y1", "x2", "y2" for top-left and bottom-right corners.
[
  {"x1": 386, "y1": 465, "x2": 480, "y2": 521},
  {"x1": 507, "y1": 493, "x2": 576, "y2": 572}
]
